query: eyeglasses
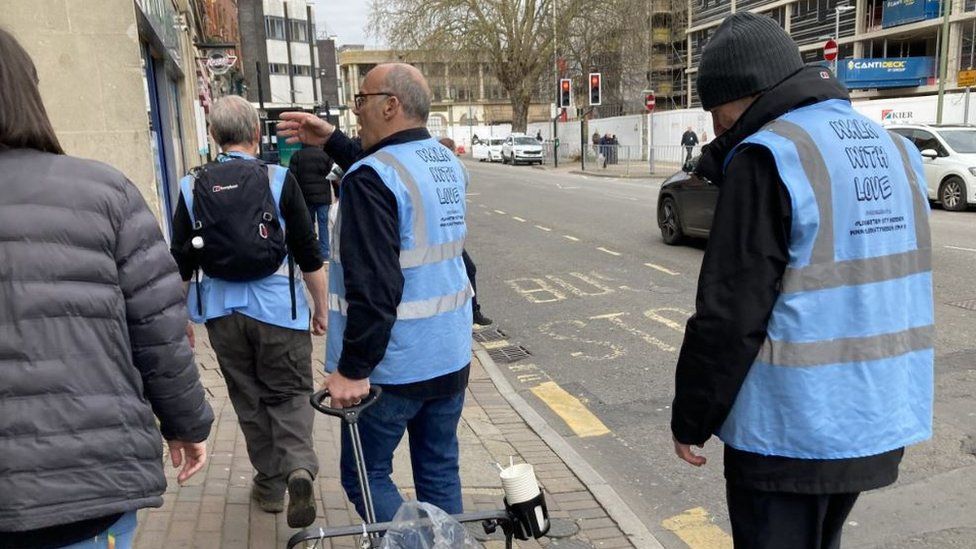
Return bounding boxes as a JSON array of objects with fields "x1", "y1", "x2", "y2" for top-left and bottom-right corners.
[{"x1": 353, "y1": 92, "x2": 395, "y2": 109}]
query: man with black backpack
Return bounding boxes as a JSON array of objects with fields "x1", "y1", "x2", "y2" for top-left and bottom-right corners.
[{"x1": 170, "y1": 96, "x2": 328, "y2": 529}]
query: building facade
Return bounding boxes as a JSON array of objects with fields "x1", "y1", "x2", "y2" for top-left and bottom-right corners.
[
  {"x1": 1, "y1": 0, "x2": 213, "y2": 238},
  {"x1": 238, "y1": 0, "x2": 321, "y2": 111},
  {"x1": 335, "y1": 48, "x2": 552, "y2": 135},
  {"x1": 685, "y1": 0, "x2": 976, "y2": 107}
]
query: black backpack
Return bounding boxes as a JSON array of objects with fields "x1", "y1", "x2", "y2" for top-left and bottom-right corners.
[{"x1": 186, "y1": 157, "x2": 297, "y2": 318}]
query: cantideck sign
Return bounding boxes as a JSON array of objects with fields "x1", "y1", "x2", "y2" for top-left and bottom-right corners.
[{"x1": 838, "y1": 57, "x2": 935, "y2": 89}]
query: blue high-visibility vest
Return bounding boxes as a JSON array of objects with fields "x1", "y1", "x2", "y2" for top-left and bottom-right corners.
[
  {"x1": 719, "y1": 99, "x2": 934, "y2": 459},
  {"x1": 326, "y1": 138, "x2": 472, "y2": 384},
  {"x1": 179, "y1": 152, "x2": 310, "y2": 330}
]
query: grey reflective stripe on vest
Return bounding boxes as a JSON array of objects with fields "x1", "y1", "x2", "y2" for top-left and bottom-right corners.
[
  {"x1": 781, "y1": 249, "x2": 932, "y2": 293},
  {"x1": 399, "y1": 238, "x2": 465, "y2": 268},
  {"x1": 758, "y1": 324, "x2": 933, "y2": 367},
  {"x1": 766, "y1": 120, "x2": 835, "y2": 265},
  {"x1": 889, "y1": 134, "x2": 933, "y2": 249},
  {"x1": 328, "y1": 284, "x2": 473, "y2": 320},
  {"x1": 372, "y1": 150, "x2": 429, "y2": 248},
  {"x1": 766, "y1": 121, "x2": 932, "y2": 293}
]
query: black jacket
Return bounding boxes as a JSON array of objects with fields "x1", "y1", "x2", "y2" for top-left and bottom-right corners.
[
  {"x1": 680, "y1": 130, "x2": 699, "y2": 147},
  {"x1": 324, "y1": 129, "x2": 469, "y2": 399},
  {"x1": 0, "y1": 149, "x2": 214, "y2": 534},
  {"x1": 289, "y1": 145, "x2": 334, "y2": 206},
  {"x1": 671, "y1": 66, "x2": 903, "y2": 493}
]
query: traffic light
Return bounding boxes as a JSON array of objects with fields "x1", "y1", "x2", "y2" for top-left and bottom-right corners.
[
  {"x1": 559, "y1": 78, "x2": 571, "y2": 108},
  {"x1": 589, "y1": 73, "x2": 602, "y2": 106}
]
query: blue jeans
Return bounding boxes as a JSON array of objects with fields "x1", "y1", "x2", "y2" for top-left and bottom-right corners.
[
  {"x1": 60, "y1": 512, "x2": 137, "y2": 548},
  {"x1": 308, "y1": 203, "x2": 330, "y2": 260},
  {"x1": 340, "y1": 390, "x2": 465, "y2": 522}
]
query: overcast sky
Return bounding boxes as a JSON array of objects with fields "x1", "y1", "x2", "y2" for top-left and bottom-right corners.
[{"x1": 313, "y1": 1, "x2": 379, "y2": 47}]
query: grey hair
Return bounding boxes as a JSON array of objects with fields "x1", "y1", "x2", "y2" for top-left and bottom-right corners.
[
  {"x1": 383, "y1": 64, "x2": 431, "y2": 122},
  {"x1": 209, "y1": 95, "x2": 259, "y2": 147}
]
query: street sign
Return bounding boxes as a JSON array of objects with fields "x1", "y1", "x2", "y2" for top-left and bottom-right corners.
[
  {"x1": 823, "y1": 39, "x2": 838, "y2": 62},
  {"x1": 644, "y1": 93, "x2": 656, "y2": 112},
  {"x1": 959, "y1": 69, "x2": 976, "y2": 87}
]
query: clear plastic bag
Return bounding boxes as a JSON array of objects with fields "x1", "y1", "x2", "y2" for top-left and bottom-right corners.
[{"x1": 379, "y1": 501, "x2": 481, "y2": 549}]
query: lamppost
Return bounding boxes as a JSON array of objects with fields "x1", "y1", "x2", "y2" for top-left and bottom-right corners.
[{"x1": 834, "y1": 4, "x2": 855, "y2": 74}]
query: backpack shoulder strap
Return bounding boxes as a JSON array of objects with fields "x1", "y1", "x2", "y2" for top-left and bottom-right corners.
[
  {"x1": 179, "y1": 172, "x2": 199, "y2": 226},
  {"x1": 267, "y1": 164, "x2": 287, "y2": 226}
]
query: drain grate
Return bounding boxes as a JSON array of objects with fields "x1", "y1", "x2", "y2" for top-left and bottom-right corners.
[
  {"x1": 947, "y1": 298, "x2": 976, "y2": 311},
  {"x1": 473, "y1": 328, "x2": 508, "y2": 343},
  {"x1": 487, "y1": 345, "x2": 531, "y2": 363}
]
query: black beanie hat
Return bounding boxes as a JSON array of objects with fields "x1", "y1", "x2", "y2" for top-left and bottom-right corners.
[{"x1": 697, "y1": 12, "x2": 804, "y2": 110}]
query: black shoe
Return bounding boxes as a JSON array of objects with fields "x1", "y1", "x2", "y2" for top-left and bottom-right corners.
[
  {"x1": 286, "y1": 469, "x2": 316, "y2": 528},
  {"x1": 250, "y1": 486, "x2": 284, "y2": 514},
  {"x1": 473, "y1": 311, "x2": 493, "y2": 326}
]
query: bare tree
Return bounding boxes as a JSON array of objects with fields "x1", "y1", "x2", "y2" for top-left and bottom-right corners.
[{"x1": 369, "y1": 0, "x2": 596, "y2": 132}]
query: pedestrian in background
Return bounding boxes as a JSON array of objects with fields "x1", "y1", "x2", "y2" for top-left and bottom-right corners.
[
  {"x1": 536, "y1": 130, "x2": 543, "y2": 142},
  {"x1": 439, "y1": 136, "x2": 494, "y2": 327},
  {"x1": 170, "y1": 95, "x2": 328, "y2": 529},
  {"x1": 289, "y1": 142, "x2": 335, "y2": 262},
  {"x1": 670, "y1": 13, "x2": 933, "y2": 548},
  {"x1": 0, "y1": 28, "x2": 213, "y2": 548},
  {"x1": 680, "y1": 126, "x2": 698, "y2": 165},
  {"x1": 278, "y1": 63, "x2": 473, "y2": 523}
]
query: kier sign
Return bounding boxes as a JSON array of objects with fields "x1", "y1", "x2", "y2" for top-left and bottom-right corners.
[{"x1": 824, "y1": 39, "x2": 838, "y2": 62}]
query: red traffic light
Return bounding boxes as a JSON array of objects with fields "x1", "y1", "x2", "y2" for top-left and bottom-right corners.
[
  {"x1": 588, "y1": 72, "x2": 601, "y2": 107},
  {"x1": 561, "y1": 80, "x2": 570, "y2": 91},
  {"x1": 590, "y1": 75, "x2": 600, "y2": 86}
]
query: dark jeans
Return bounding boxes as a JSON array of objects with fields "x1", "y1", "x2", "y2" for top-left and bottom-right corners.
[
  {"x1": 727, "y1": 484, "x2": 860, "y2": 549},
  {"x1": 461, "y1": 249, "x2": 482, "y2": 318},
  {"x1": 684, "y1": 145, "x2": 695, "y2": 164},
  {"x1": 309, "y1": 203, "x2": 330, "y2": 260},
  {"x1": 340, "y1": 389, "x2": 465, "y2": 522},
  {"x1": 206, "y1": 313, "x2": 318, "y2": 500}
]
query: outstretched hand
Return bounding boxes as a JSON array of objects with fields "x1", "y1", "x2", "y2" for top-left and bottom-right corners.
[{"x1": 277, "y1": 112, "x2": 335, "y2": 147}]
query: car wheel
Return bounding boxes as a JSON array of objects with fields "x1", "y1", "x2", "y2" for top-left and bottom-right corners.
[
  {"x1": 658, "y1": 196, "x2": 685, "y2": 245},
  {"x1": 939, "y1": 176, "x2": 967, "y2": 211}
]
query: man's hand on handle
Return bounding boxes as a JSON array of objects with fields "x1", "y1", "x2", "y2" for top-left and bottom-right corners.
[
  {"x1": 167, "y1": 440, "x2": 208, "y2": 484},
  {"x1": 673, "y1": 435, "x2": 708, "y2": 467},
  {"x1": 323, "y1": 371, "x2": 370, "y2": 408},
  {"x1": 277, "y1": 112, "x2": 336, "y2": 147}
]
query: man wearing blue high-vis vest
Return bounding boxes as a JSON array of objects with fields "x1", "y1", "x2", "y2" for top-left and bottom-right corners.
[
  {"x1": 278, "y1": 64, "x2": 472, "y2": 522},
  {"x1": 171, "y1": 96, "x2": 328, "y2": 529},
  {"x1": 670, "y1": 13, "x2": 933, "y2": 548}
]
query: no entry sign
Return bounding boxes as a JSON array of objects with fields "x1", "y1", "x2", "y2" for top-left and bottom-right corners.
[
  {"x1": 645, "y1": 93, "x2": 656, "y2": 112},
  {"x1": 824, "y1": 39, "x2": 838, "y2": 62}
]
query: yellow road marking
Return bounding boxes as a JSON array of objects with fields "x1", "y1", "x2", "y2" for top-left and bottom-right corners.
[
  {"x1": 661, "y1": 507, "x2": 733, "y2": 549},
  {"x1": 513, "y1": 216, "x2": 527, "y2": 222},
  {"x1": 530, "y1": 381, "x2": 610, "y2": 438},
  {"x1": 597, "y1": 247, "x2": 621, "y2": 256},
  {"x1": 644, "y1": 263, "x2": 679, "y2": 276},
  {"x1": 535, "y1": 225, "x2": 552, "y2": 232},
  {"x1": 563, "y1": 235, "x2": 580, "y2": 241},
  {"x1": 481, "y1": 339, "x2": 510, "y2": 350}
]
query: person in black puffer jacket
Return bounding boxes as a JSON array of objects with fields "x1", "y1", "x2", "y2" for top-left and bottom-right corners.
[
  {"x1": 0, "y1": 29, "x2": 214, "y2": 548},
  {"x1": 289, "y1": 143, "x2": 335, "y2": 262}
]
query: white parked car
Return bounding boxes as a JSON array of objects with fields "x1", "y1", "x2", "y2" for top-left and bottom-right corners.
[
  {"x1": 472, "y1": 138, "x2": 505, "y2": 162},
  {"x1": 887, "y1": 124, "x2": 976, "y2": 211},
  {"x1": 501, "y1": 134, "x2": 543, "y2": 166}
]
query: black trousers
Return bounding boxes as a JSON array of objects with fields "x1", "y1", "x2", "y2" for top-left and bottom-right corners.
[
  {"x1": 727, "y1": 484, "x2": 860, "y2": 549},
  {"x1": 461, "y1": 249, "x2": 482, "y2": 317},
  {"x1": 206, "y1": 313, "x2": 318, "y2": 499}
]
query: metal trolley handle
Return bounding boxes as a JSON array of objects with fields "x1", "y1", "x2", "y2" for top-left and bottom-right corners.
[{"x1": 309, "y1": 386, "x2": 382, "y2": 424}]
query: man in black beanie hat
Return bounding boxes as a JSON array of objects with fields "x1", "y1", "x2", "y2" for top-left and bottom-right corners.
[{"x1": 670, "y1": 12, "x2": 933, "y2": 549}]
